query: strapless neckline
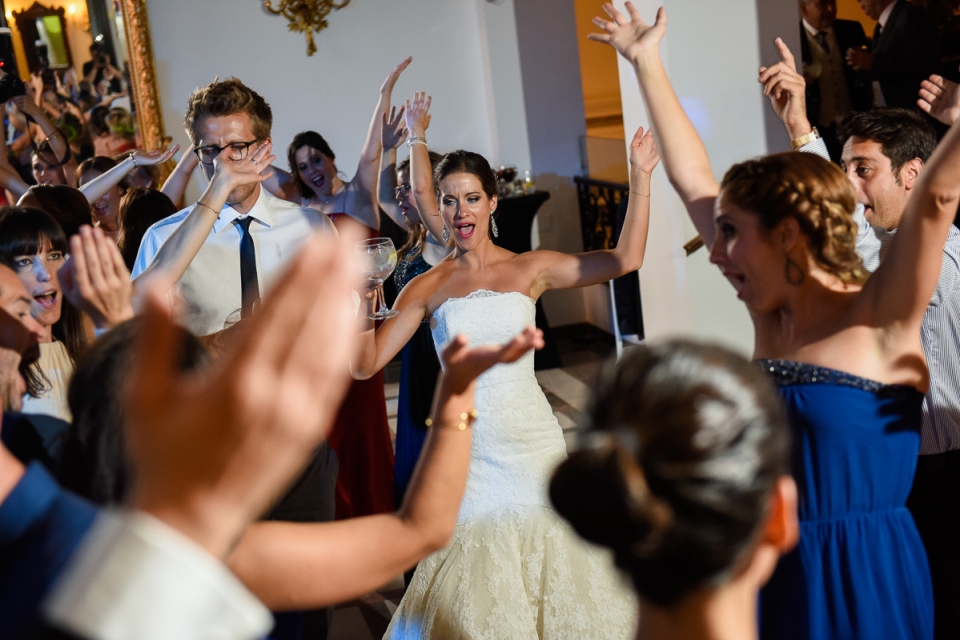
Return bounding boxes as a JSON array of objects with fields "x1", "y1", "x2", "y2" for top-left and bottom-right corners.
[
  {"x1": 433, "y1": 289, "x2": 535, "y2": 316},
  {"x1": 756, "y1": 358, "x2": 924, "y2": 400}
]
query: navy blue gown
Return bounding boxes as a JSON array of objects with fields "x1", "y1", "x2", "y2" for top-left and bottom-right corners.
[
  {"x1": 393, "y1": 250, "x2": 440, "y2": 508},
  {"x1": 759, "y1": 360, "x2": 933, "y2": 640}
]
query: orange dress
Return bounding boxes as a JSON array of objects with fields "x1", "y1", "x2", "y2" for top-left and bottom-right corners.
[{"x1": 325, "y1": 209, "x2": 395, "y2": 519}]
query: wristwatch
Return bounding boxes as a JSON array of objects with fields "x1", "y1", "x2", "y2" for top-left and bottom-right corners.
[{"x1": 790, "y1": 127, "x2": 820, "y2": 151}]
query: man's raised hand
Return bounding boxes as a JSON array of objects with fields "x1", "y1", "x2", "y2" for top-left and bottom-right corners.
[{"x1": 759, "y1": 37, "x2": 812, "y2": 140}]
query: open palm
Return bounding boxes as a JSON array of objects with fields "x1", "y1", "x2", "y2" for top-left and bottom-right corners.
[{"x1": 589, "y1": 2, "x2": 666, "y2": 64}]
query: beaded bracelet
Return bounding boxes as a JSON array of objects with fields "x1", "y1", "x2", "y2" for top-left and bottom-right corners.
[{"x1": 425, "y1": 409, "x2": 478, "y2": 431}]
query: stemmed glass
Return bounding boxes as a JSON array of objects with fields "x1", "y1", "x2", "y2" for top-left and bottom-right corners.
[{"x1": 356, "y1": 237, "x2": 399, "y2": 320}]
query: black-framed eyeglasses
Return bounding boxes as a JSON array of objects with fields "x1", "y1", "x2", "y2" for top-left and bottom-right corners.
[
  {"x1": 395, "y1": 183, "x2": 412, "y2": 198},
  {"x1": 194, "y1": 139, "x2": 261, "y2": 165}
]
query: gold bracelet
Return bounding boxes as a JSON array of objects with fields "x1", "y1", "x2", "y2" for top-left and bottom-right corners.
[
  {"x1": 790, "y1": 127, "x2": 820, "y2": 151},
  {"x1": 425, "y1": 409, "x2": 478, "y2": 431},
  {"x1": 195, "y1": 201, "x2": 219, "y2": 215}
]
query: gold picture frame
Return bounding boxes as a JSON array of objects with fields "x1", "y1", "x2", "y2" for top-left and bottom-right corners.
[{"x1": 117, "y1": 0, "x2": 166, "y2": 151}]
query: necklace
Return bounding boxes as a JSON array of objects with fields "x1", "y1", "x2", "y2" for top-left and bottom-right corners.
[{"x1": 316, "y1": 182, "x2": 346, "y2": 206}]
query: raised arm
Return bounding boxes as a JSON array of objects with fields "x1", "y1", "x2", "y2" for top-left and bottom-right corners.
[
  {"x1": 590, "y1": 3, "x2": 718, "y2": 244},
  {"x1": 133, "y1": 142, "x2": 276, "y2": 288},
  {"x1": 377, "y1": 105, "x2": 410, "y2": 229},
  {"x1": 80, "y1": 145, "x2": 179, "y2": 203},
  {"x1": 260, "y1": 163, "x2": 301, "y2": 202},
  {"x1": 531, "y1": 126, "x2": 658, "y2": 295},
  {"x1": 160, "y1": 149, "x2": 200, "y2": 209},
  {"x1": 351, "y1": 275, "x2": 429, "y2": 380},
  {"x1": 12, "y1": 93, "x2": 68, "y2": 164},
  {"x1": 865, "y1": 117, "x2": 960, "y2": 330},
  {"x1": 406, "y1": 93, "x2": 448, "y2": 244},
  {"x1": 228, "y1": 327, "x2": 543, "y2": 610},
  {"x1": 0, "y1": 123, "x2": 29, "y2": 199},
  {"x1": 348, "y1": 57, "x2": 413, "y2": 230}
]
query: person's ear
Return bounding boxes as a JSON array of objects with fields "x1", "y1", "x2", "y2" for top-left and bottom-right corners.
[
  {"x1": 900, "y1": 158, "x2": 923, "y2": 191},
  {"x1": 490, "y1": 193, "x2": 498, "y2": 213},
  {"x1": 762, "y1": 476, "x2": 799, "y2": 553},
  {"x1": 778, "y1": 216, "x2": 801, "y2": 253}
]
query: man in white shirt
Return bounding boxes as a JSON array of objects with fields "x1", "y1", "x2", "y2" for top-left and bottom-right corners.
[{"x1": 131, "y1": 78, "x2": 336, "y2": 338}]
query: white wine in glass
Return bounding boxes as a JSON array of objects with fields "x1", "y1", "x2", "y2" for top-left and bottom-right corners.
[{"x1": 357, "y1": 237, "x2": 399, "y2": 319}]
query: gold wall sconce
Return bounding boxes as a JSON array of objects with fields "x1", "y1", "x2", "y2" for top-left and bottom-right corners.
[{"x1": 263, "y1": 0, "x2": 351, "y2": 56}]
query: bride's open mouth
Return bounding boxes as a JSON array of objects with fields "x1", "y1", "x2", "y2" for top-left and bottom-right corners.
[
  {"x1": 34, "y1": 290, "x2": 57, "y2": 309},
  {"x1": 456, "y1": 223, "x2": 475, "y2": 239}
]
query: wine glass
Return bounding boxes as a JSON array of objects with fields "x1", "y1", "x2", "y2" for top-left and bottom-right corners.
[{"x1": 356, "y1": 237, "x2": 399, "y2": 320}]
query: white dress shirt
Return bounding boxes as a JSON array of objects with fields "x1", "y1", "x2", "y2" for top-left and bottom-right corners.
[
  {"x1": 132, "y1": 185, "x2": 337, "y2": 336},
  {"x1": 42, "y1": 509, "x2": 272, "y2": 640}
]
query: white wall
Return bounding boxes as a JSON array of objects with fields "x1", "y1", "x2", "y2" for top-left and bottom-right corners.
[
  {"x1": 148, "y1": 0, "x2": 506, "y2": 201},
  {"x1": 616, "y1": 0, "x2": 802, "y2": 355}
]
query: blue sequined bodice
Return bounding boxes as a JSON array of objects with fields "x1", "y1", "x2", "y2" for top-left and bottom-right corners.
[{"x1": 394, "y1": 250, "x2": 431, "y2": 291}]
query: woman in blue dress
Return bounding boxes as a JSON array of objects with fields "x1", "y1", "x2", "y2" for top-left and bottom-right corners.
[
  {"x1": 590, "y1": 3, "x2": 960, "y2": 638},
  {"x1": 377, "y1": 99, "x2": 453, "y2": 511}
]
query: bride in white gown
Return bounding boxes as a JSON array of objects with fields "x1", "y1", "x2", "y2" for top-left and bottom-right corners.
[{"x1": 351, "y1": 94, "x2": 659, "y2": 639}]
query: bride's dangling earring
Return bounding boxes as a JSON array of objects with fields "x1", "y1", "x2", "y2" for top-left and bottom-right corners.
[
  {"x1": 490, "y1": 211, "x2": 499, "y2": 238},
  {"x1": 442, "y1": 225, "x2": 450, "y2": 243}
]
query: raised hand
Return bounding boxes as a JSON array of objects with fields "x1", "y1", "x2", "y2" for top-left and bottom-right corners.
[
  {"x1": 381, "y1": 105, "x2": 408, "y2": 150},
  {"x1": 629, "y1": 126, "x2": 660, "y2": 176},
  {"x1": 210, "y1": 140, "x2": 277, "y2": 196},
  {"x1": 589, "y1": 2, "x2": 666, "y2": 64},
  {"x1": 60, "y1": 226, "x2": 135, "y2": 330},
  {"x1": 919, "y1": 71, "x2": 960, "y2": 126},
  {"x1": 440, "y1": 327, "x2": 544, "y2": 395},
  {"x1": 126, "y1": 230, "x2": 361, "y2": 557},
  {"x1": 380, "y1": 56, "x2": 413, "y2": 96},
  {"x1": 132, "y1": 144, "x2": 180, "y2": 167},
  {"x1": 758, "y1": 37, "x2": 812, "y2": 140},
  {"x1": 405, "y1": 91, "x2": 432, "y2": 138},
  {"x1": 12, "y1": 94, "x2": 42, "y2": 120}
]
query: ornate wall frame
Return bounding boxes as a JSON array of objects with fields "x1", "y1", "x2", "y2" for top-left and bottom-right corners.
[{"x1": 117, "y1": 0, "x2": 166, "y2": 151}]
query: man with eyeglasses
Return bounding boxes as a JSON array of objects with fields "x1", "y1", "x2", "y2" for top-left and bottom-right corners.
[{"x1": 131, "y1": 77, "x2": 335, "y2": 338}]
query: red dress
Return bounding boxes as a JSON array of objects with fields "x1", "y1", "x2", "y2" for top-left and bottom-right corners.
[{"x1": 325, "y1": 211, "x2": 395, "y2": 519}]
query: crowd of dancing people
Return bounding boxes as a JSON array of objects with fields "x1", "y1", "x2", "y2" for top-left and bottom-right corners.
[{"x1": 0, "y1": 1, "x2": 959, "y2": 638}]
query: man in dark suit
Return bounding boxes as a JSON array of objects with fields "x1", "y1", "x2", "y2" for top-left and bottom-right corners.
[
  {"x1": 799, "y1": 0, "x2": 873, "y2": 158},
  {"x1": 846, "y1": 0, "x2": 939, "y2": 110}
]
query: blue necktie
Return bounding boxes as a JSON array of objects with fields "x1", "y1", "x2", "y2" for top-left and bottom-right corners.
[{"x1": 236, "y1": 216, "x2": 259, "y2": 319}]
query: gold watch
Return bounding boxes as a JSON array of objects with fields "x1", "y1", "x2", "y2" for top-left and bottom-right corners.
[{"x1": 790, "y1": 127, "x2": 820, "y2": 151}]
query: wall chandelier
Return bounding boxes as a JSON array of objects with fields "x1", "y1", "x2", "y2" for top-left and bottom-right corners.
[{"x1": 263, "y1": 0, "x2": 351, "y2": 56}]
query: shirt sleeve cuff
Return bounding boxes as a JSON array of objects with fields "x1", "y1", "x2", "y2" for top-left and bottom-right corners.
[
  {"x1": 42, "y1": 509, "x2": 272, "y2": 640},
  {"x1": 798, "y1": 137, "x2": 831, "y2": 161}
]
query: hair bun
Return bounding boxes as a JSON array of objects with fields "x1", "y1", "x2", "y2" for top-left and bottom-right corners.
[{"x1": 550, "y1": 440, "x2": 672, "y2": 558}]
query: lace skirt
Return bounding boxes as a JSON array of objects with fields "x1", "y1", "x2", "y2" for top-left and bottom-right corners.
[{"x1": 384, "y1": 504, "x2": 638, "y2": 639}]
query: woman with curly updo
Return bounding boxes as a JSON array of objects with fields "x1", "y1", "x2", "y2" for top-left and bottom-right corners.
[
  {"x1": 590, "y1": 4, "x2": 960, "y2": 639},
  {"x1": 551, "y1": 340, "x2": 799, "y2": 640}
]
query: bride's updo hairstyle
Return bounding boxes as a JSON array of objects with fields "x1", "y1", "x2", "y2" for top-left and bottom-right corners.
[
  {"x1": 550, "y1": 341, "x2": 789, "y2": 607},
  {"x1": 433, "y1": 150, "x2": 497, "y2": 200},
  {"x1": 720, "y1": 152, "x2": 867, "y2": 286}
]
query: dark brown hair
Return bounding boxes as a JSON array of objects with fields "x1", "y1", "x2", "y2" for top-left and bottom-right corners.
[
  {"x1": 720, "y1": 152, "x2": 867, "y2": 285},
  {"x1": 184, "y1": 77, "x2": 272, "y2": 145},
  {"x1": 0, "y1": 207, "x2": 87, "y2": 364},
  {"x1": 24, "y1": 184, "x2": 95, "y2": 241},
  {"x1": 550, "y1": 340, "x2": 790, "y2": 607},
  {"x1": 118, "y1": 188, "x2": 177, "y2": 270},
  {"x1": 287, "y1": 131, "x2": 337, "y2": 200},
  {"x1": 837, "y1": 108, "x2": 937, "y2": 177}
]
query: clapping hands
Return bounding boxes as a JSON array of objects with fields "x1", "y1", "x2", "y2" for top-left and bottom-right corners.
[{"x1": 589, "y1": 2, "x2": 666, "y2": 64}]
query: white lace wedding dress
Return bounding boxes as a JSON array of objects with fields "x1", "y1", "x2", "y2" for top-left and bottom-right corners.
[{"x1": 385, "y1": 290, "x2": 637, "y2": 640}]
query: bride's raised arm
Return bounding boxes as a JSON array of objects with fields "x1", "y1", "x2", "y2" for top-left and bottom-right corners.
[
  {"x1": 591, "y1": 3, "x2": 719, "y2": 245},
  {"x1": 529, "y1": 125, "x2": 657, "y2": 295}
]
